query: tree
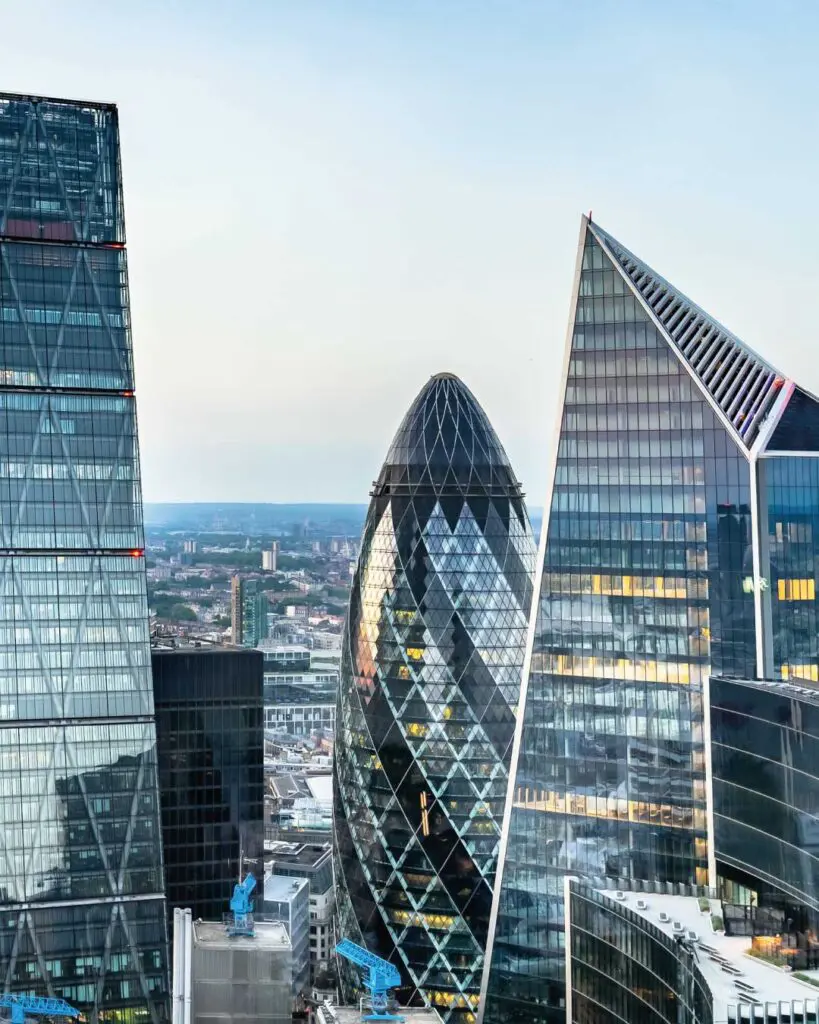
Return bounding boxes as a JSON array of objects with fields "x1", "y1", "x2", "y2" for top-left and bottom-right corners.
[{"x1": 169, "y1": 603, "x2": 197, "y2": 622}]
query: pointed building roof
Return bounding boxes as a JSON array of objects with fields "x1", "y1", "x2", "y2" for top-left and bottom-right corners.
[
  {"x1": 378, "y1": 373, "x2": 522, "y2": 494},
  {"x1": 587, "y1": 218, "x2": 814, "y2": 451}
]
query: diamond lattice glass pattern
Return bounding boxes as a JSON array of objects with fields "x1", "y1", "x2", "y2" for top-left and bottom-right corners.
[
  {"x1": 482, "y1": 225, "x2": 755, "y2": 1024},
  {"x1": 333, "y1": 375, "x2": 535, "y2": 1024},
  {"x1": 0, "y1": 95, "x2": 123, "y2": 243},
  {"x1": 0, "y1": 93, "x2": 168, "y2": 1022}
]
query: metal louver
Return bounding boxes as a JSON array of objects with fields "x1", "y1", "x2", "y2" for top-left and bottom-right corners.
[{"x1": 590, "y1": 221, "x2": 783, "y2": 448}]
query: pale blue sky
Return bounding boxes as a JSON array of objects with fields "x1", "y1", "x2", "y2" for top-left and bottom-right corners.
[{"x1": 4, "y1": 1, "x2": 819, "y2": 503}]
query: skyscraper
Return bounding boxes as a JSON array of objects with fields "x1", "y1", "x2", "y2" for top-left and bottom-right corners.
[
  {"x1": 333, "y1": 373, "x2": 536, "y2": 1023},
  {"x1": 262, "y1": 541, "x2": 279, "y2": 572},
  {"x1": 0, "y1": 93, "x2": 168, "y2": 1016},
  {"x1": 151, "y1": 640, "x2": 264, "y2": 923},
  {"x1": 480, "y1": 216, "x2": 819, "y2": 1024},
  {"x1": 231, "y1": 575, "x2": 269, "y2": 647}
]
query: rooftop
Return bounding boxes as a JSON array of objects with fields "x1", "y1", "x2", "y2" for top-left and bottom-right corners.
[
  {"x1": 711, "y1": 673, "x2": 819, "y2": 708},
  {"x1": 264, "y1": 874, "x2": 309, "y2": 904},
  {"x1": 598, "y1": 889, "x2": 819, "y2": 1019},
  {"x1": 0, "y1": 89, "x2": 117, "y2": 111},
  {"x1": 317, "y1": 1005, "x2": 439, "y2": 1024},
  {"x1": 266, "y1": 840, "x2": 331, "y2": 868},
  {"x1": 261, "y1": 645, "x2": 312, "y2": 656},
  {"x1": 151, "y1": 634, "x2": 245, "y2": 653},
  {"x1": 270, "y1": 775, "x2": 308, "y2": 800},
  {"x1": 192, "y1": 918, "x2": 290, "y2": 952},
  {"x1": 305, "y1": 773, "x2": 333, "y2": 803}
]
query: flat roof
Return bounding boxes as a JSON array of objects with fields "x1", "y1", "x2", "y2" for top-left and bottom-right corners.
[
  {"x1": 264, "y1": 874, "x2": 309, "y2": 903},
  {"x1": 596, "y1": 890, "x2": 819, "y2": 1019},
  {"x1": 317, "y1": 1006, "x2": 438, "y2": 1024},
  {"x1": 262, "y1": 645, "x2": 312, "y2": 655},
  {"x1": 192, "y1": 918, "x2": 290, "y2": 952},
  {"x1": 305, "y1": 774, "x2": 333, "y2": 803},
  {"x1": 711, "y1": 674, "x2": 819, "y2": 708},
  {"x1": 151, "y1": 636, "x2": 247, "y2": 653},
  {"x1": 0, "y1": 90, "x2": 116, "y2": 111},
  {"x1": 267, "y1": 841, "x2": 331, "y2": 867}
]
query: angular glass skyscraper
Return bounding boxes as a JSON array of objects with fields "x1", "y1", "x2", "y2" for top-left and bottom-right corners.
[
  {"x1": 0, "y1": 93, "x2": 168, "y2": 1018},
  {"x1": 480, "y1": 216, "x2": 819, "y2": 1024},
  {"x1": 333, "y1": 373, "x2": 536, "y2": 1024}
]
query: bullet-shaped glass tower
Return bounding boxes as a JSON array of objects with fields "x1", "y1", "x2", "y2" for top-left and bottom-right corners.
[{"x1": 334, "y1": 373, "x2": 536, "y2": 1023}]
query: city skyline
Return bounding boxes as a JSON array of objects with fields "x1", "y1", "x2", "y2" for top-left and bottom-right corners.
[{"x1": 3, "y1": 3, "x2": 819, "y2": 503}]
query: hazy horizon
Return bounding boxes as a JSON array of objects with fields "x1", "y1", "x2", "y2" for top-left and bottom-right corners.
[{"x1": 5, "y1": 1, "x2": 819, "y2": 505}]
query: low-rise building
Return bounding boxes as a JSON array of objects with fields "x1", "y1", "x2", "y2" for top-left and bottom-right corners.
[
  {"x1": 266, "y1": 842, "x2": 335, "y2": 976},
  {"x1": 263, "y1": 875, "x2": 310, "y2": 997},
  {"x1": 172, "y1": 908, "x2": 292, "y2": 1024}
]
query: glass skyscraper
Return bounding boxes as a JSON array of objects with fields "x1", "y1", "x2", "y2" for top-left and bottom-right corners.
[
  {"x1": 334, "y1": 373, "x2": 535, "y2": 1023},
  {"x1": 480, "y1": 216, "x2": 819, "y2": 1024},
  {"x1": 151, "y1": 643, "x2": 264, "y2": 924},
  {"x1": 0, "y1": 93, "x2": 168, "y2": 1018},
  {"x1": 231, "y1": 575, "x2": 269, "y2": 647}
]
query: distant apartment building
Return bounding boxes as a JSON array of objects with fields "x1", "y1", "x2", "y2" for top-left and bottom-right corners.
[
  {"x1": 231, "y1": 574, "x2": 270, "y2": 646},
  {"x1": 310, "y1": 631, "x2": 343, "y2": 651},
  {"x1": 152, "y1": 640, "x2": 264, "y2": 921},
  {"x1": 262, "y1": 541, "x2": 280, "y2": 572},
  {"x1": 285, "y1": 604, "x2": 309, "y2": 620}
]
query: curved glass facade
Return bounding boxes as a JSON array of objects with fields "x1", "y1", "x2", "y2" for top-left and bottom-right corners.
[
  {"x1": 0, "y1": 93, "x2": 169, "y2": 1019},
  {"x1": 711, "y1": 675, "x2": 819, "y2": 913},
  {"x1": 333, "y1": 373, "x2": 535, "y2": 1023},
  {"x1": 567, "y1": 881, "x2": 713, "y2": 1024}
]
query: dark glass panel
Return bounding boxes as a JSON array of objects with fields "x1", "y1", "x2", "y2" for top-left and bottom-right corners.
[{"x1": 767, "y1": 388, "x2": 819, "y2": 452}]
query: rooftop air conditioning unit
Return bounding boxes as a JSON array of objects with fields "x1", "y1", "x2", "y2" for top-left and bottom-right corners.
[
  {"x1": 672, "y1": 921, "x2": 684, "y2": 932},
  {"x1": 614, "y1": 891, "x2": 626, "y2": 901},
  {"x1": 658, "y1": 912, "x2": 670, "y2": 923},
  {"x1": 636, "y1": 899, "x2": 648, "y2": 910}
]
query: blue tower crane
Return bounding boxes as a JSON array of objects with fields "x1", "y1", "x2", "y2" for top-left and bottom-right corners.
[
  {"x1": 335, "y1": 939, "x2": 404, "y2": 1021},
  {"x1": 227, "y1": 873, "x2": 257, "y2": 937},
  {"x1": 0, "y1": 994, "x2": 80, "y2": 1024}
]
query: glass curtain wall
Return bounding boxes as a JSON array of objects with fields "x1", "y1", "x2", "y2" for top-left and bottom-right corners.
[
  {"x1": 481, "y1": 224, "x2": 754, "y2": 1024},
  {"x1": 333, "y1": 374, "x2": 535, "y2": 1024},
  {"x1": 567, "y1": 881, "x2": 713, "y2": 1024},
  {"x1": 0, "y1": 93, "x2": 169, "y2": 1020},
  {"x1": 759, "y1": 455, "x2": 819, "y2": 682},
  {"x1": 151, "y1": 647, "x2": 264, "y2": 923}
]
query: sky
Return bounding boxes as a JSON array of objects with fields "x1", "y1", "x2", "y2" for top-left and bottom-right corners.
[{"x1": 4, "y1": 0, "x2": 819, "y2": 504}]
